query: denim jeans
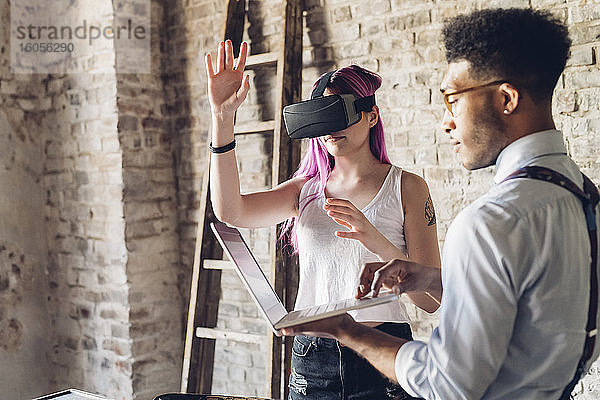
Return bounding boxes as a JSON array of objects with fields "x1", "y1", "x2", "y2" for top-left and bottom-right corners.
[{"x1": 288, "y1": 322, "x2": 422, "y2": 400}]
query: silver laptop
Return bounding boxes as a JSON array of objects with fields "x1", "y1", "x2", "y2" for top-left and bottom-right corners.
[
  {"x1": 33, "y1": 389, "x2": 110, "y2": 400},
  {"x1": 210, "y1": 222, "x2": 399, "y2": 333}
]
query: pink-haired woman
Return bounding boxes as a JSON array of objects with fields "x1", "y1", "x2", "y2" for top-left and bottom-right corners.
[{"x1": 206, "y1": 40, "x2": 440, "y2": 400}]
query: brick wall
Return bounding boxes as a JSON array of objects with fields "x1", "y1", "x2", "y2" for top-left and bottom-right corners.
[
  {"x1": 1, "y1": 1, "x2": 181, "y2": 399},
  {"x1": 118, "y1": 1, "x2": 183, "y2": 397},
  {"x1": 39, "y1": 1, "x2": 133, "y2": 396},
  {"x1": 162, "y1": 0, "x2": 216, "y2": 332},
  {"x1": 0, "y1": 1, "x2": 52, "y2": 396},
  {"x1": 0, "y1": 0, "x2": 132, "y2": 398}
]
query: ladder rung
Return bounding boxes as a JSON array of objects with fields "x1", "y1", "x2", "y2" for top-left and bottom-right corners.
[
  {"x1": 195, "y1": 327, "x2": 265, "y2": 344},
  {"x1": 203, "y1": 259, "x2": 234, "y2": 270},
  {"x1": 244, "y1": 52, "x2": 279, "y2": 69},
  {"x1": 234, "y1": 120, "x2": 275, "y2": 135}
]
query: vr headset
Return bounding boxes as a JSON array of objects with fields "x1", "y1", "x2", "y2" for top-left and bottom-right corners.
[{"x1": 283, "y1": 70, "x2": 376, "y2": 139}]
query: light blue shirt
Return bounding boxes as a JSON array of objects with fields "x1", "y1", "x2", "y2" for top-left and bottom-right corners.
[{"x1": 395, "y1": 130, "x2": 600, "y2": 399}]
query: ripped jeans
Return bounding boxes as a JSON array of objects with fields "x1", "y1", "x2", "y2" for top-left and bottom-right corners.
[{"x1": 288, "y1": 322, "x2": 422, "y2": 400}]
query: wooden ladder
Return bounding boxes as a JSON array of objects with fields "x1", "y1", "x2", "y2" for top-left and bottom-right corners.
[{"x1": 180, "y1": 0, "x2": 303, "y2": 398}]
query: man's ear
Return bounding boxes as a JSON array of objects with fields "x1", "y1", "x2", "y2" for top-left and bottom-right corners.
[{"x1": 500, "y1": 83, "x2": 520, "y2": 115}]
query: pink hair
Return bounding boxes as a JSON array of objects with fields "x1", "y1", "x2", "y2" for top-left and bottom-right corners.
[{"x1": 279, "y1": 65, "x2": 391, "y2": 253}]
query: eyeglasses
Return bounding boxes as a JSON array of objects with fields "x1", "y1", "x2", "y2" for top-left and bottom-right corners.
[{"x1": 442, "y1": 80, "x2": 507, "y2": 117}]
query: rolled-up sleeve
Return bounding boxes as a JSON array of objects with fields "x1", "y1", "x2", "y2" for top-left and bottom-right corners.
[
  {"x1": 395, "y1": 204, "x2": 523, "y2": 399},
  {"x1": 395, "y1": 339, "x2": 468, "y2": 399}
]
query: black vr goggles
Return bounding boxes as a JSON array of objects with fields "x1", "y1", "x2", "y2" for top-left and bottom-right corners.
[{"x1": 283, "y1": 70, "x2": 376, "y2": 139}]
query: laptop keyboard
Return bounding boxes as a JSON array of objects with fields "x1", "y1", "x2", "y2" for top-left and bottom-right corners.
[{"x1": 296, "y1": 298, "x2": 358, "y2": 318}]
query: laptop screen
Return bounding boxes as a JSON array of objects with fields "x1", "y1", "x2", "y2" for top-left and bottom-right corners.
[{"x1": 211, "y1": 223, "x2": 288, "y2": 326}]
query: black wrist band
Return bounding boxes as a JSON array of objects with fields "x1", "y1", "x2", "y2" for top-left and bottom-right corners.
[{"x1": 209, "y1": 139, "x2": 236, "y2": 154}]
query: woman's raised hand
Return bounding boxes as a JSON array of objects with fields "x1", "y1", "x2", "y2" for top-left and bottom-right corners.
[{"x1": 205, "y1": 40, "x2": 250, "y2": 115}]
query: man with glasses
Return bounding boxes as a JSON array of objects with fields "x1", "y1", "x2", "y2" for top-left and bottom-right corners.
[{"x1": 283, "y1": 7, "x2": 600, "y2": 400}]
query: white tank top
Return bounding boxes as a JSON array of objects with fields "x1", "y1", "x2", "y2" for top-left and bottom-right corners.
[{"x1": 295, "y1": 165, "x2": 410, "y2": 322}]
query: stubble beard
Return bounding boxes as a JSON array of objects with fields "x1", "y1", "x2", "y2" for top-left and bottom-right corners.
[{"x1": 462, "y1": 106, "x2": 508, "y2": 171}]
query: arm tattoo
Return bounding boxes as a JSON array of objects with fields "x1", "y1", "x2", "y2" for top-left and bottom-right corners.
[{"x1": 425, "y1": 195, "x2": 436, "y2": 226}]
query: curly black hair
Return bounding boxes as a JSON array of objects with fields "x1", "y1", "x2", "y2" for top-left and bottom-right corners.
[{"x1": 442, "y1": 8, "x2": 571, "y2": 102}]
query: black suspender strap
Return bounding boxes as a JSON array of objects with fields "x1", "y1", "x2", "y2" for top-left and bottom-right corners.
[{"x1": 502, "y1": 165, "x2": 599, "y2": 400}]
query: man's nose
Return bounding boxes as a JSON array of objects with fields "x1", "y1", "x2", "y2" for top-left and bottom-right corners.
[{"x1": 441, "y1": 109, "x2": 455, "y2": 134}]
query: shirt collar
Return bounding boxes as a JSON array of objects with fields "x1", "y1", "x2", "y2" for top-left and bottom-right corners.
[{"x1": 494, "y1": 130, "x2": 567, "y2": 184}]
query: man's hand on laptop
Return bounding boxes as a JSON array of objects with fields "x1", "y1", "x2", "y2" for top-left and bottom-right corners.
[
  {"x1": 280, "y1": 313, "x2": 356, "y2": 339},
  {"x1": 357, "y1": 259, "x2": 443, "y2": 304}
]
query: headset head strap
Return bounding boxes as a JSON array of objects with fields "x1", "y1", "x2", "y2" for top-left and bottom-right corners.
[{"x1": 311, "y1": 70, "x2": 336, "y2": 99}]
